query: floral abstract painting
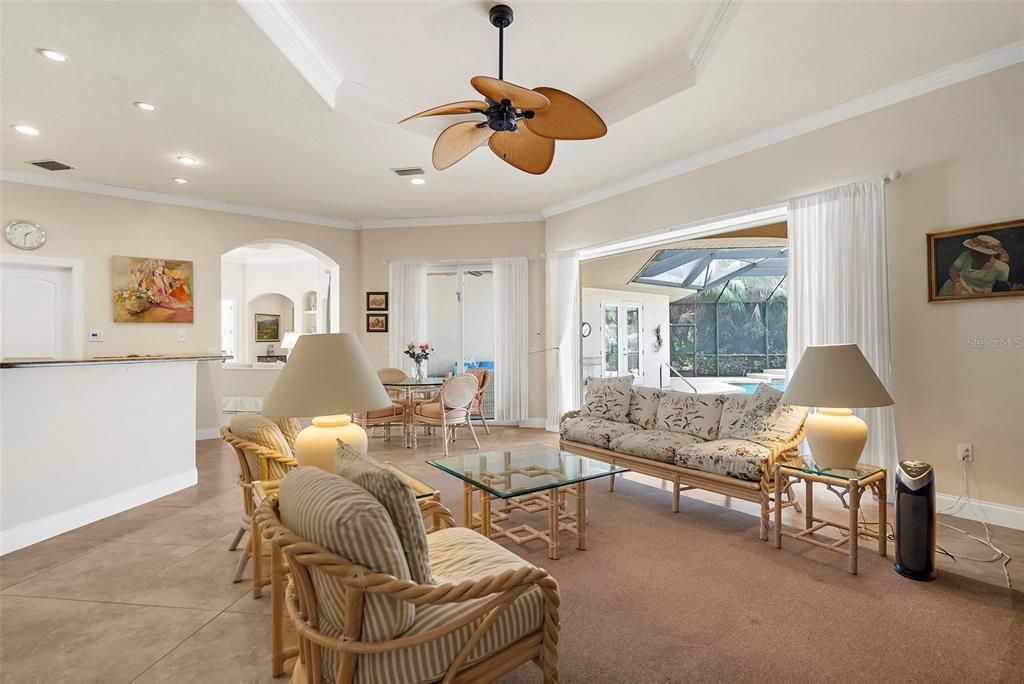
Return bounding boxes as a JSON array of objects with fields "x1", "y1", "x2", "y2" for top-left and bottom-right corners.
[{"x1": 112, "y1": 256, "x2": 194, "y2": 323}]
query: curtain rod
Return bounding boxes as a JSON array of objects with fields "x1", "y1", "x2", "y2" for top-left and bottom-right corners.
[{"x1": 883, "y1": 170, "x2": 902, "y2": 185}]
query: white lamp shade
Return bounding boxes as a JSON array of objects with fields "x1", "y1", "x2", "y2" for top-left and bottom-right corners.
[
  {"x1": 262, "y1": 333, "x2": 392, "y2": 418},
  {"x1": 782, "y1": 343, "x2": 894, "y2": 409},
  {"x1": 280, "y1": 332, "x2": 301, "y2": 350}
]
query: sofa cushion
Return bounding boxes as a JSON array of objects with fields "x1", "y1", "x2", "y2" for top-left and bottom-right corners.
[
  {"x1": 674, "y1": 439, "x2": 774, "y2": 482},
  {"x1": 560, "y1": 414, "x2": 642, "y2": 449},
  {"x1": 278, "y1": 467, "x2": 415, "y2": 650},
  {"x1": 720, "y1": 383, "x2": 806, "y2": 445},
  {"x1": 608, "y1": 430, "x2": 703, "y2": 464},
  {"x1": 229, "y1": 414, "x2": 293, "y2": 479},
  {"x1": 627, "y1": 386, "x2": 664, "y2": 429},
  {"x1": 582, "y1": 375, "x2": 634, "y2": 423},
  {"x1": 655, "y1": 392, "x2": 727, "y2": 441},
  {"x1": 354, "y1": 527, "x2": 544, "y2": 684},
  {"x1": 334, "y1": 443, "x2": 433, "y2": 585}
]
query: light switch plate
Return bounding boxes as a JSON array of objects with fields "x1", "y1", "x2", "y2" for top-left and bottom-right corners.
[
  {"x1": 88, "y1": 330, "x2": 103, "y2": 342},
  {"x1": 176, "y1": 331, "x2": 187, "y2": 343}
]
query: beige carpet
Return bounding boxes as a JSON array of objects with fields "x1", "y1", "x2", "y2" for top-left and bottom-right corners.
[{"x1": 1, "y1": 427, "x2": 1020, "y2": 683}]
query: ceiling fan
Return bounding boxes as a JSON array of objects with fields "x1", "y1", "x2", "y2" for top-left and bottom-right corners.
[{"x1": 399, "y1": 4, "x2": 607, "y2": 175}]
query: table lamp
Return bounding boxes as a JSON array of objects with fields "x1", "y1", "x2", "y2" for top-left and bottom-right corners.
[
  {"x1": 261, "y1": 333, "x2": 392, "y2": 471},
  {"x1": 781, "y1": 343, "x2": 894, "y2": 470}
]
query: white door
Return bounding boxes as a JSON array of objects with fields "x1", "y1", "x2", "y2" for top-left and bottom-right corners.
[
  {"x1": 0, "y1": 257, "x2": 82, "y2": 359},
  {"x1": 600, "y1": 301, "x2": 643, "y2": 380}
]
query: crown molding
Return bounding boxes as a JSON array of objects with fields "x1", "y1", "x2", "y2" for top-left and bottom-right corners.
[
  {"x1": 237, "y1": 0, "x2": 342, "y2": 109},
  {"x1": 542, "y1": 40, "x2": 1024, "y2": 218},
  {"x1": 356, "y1": 213, "x2": 545, "y2": 230},
  {"x1": 0, "y1": 170, "x2": 357, "y2": 230}
]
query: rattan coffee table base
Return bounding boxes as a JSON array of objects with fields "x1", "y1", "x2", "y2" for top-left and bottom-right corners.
[{"x1": 464, "y1": 483, "x2": 587, "y2": 560}]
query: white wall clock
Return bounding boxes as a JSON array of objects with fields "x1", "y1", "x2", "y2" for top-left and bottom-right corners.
[{"x1": 5, "y1": 220, "x2": 47, "y2": 250}]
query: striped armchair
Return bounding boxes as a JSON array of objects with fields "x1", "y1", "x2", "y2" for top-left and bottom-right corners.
[{"x1": 257, "y1": 467, "x2": 560, "y2": 684}]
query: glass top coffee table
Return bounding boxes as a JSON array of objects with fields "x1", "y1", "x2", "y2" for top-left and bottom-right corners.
[{"x1": 428, "y1": 444, "x2": 629, "y2": 559}]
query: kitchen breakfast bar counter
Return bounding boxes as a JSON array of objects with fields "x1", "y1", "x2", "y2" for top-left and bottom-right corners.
[{"x1": 0, "y1": 353, "x2": 224, "y2": 553}]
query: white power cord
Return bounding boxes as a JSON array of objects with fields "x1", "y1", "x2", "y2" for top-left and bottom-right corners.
[{"x1": 937, "y1": 457, "x2": 1012, "y2": 590}]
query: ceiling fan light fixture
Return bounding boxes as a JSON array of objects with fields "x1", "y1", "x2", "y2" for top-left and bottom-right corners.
[{"x1": 399, "y1": 4, "x2": 606, "y2": 175}]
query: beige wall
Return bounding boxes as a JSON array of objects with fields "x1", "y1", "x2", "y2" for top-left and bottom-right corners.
[
  {"x1": 357, "y1": 222, "x2": 547, "y2": 421},
  {"x1": 547, "y1": 65, "x2": 1024, "y2": 508},
  {"x1": 0, "y1": 182, "x2": 360, "y2": 431}
]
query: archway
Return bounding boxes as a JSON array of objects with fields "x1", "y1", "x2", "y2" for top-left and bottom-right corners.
[{"x1": 220, "y1": 241, "x2": 341, "y2": 363}]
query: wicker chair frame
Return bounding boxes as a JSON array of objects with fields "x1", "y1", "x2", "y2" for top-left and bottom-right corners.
[{"x1": 256, "y1": 495, "x2": 560, "y2": 684}]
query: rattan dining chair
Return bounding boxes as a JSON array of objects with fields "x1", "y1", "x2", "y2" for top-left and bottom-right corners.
[
  {"x1": 466, "y1": 368, "x2": 491, "y2": 434},
  {"x1": 354, "y1": 369, "x2": 408, "y2": 441},
  {"x1": 411, "y1": 373, "x2": 480, "y2": 455}
]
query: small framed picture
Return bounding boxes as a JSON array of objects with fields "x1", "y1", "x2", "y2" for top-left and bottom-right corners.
[
  {"x1": 927, "y1": 218, "x2": 1023, "y2": 303},
  {"x1": 255, "y1": 313, "x2": 281, "y2": 342},
  {"x1": 366, "y1": 313, "x2": 389, "y2": 333},
  {"x1": 366, "y1": 291, "x2": 389, "y2": 311}
]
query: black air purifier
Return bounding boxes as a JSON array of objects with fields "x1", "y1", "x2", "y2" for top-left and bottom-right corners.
[{"x1": 894, "y1": 460, "x2": 937, "y2": 581}]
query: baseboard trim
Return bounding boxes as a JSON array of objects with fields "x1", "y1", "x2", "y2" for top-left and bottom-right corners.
[
  {"x1": 195, "y1": 428, "x2": 220, "y2": 440},
  {"x1": 0, "y1": 468, "x2": 198, "y2": 554},
  {"x1": 518, "y1": 418, "x2": 547, "y2": 429},
  {"x1": 936, "y1": 493, "x2": 1024, "y2": 532}
]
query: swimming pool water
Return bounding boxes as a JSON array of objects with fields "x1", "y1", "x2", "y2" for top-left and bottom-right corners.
[{"x1": 735, "y1": 381, "x2": 786, "y2": 394}]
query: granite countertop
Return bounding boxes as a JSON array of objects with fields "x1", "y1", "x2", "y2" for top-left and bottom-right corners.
[{"x1": 1, "y1": 353, "x2": 230, "y2": 368}]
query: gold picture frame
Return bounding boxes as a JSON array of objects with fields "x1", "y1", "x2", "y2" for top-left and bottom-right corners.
[{"x1": 927, "y1": 219, "x2": 1023, "y2": 303}]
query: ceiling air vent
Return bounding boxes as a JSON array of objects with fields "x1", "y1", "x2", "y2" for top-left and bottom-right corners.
[
  {"x1": 391, "y1": 167, "x2": 424, "y2": 177},
  {"x1": 28, "y1": 159, "x2": 74, "y2": 171}
]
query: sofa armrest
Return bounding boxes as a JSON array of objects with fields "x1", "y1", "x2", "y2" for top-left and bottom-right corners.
[
  {"x1": 559, "y1": 409, "x2": 583, "y2": 424},
  {"x1": 765, "y1": 427, "x2": 806, "y2": 473},
  {"x1": 418, "y1": 498, "x2": 456, "y2": 533}
]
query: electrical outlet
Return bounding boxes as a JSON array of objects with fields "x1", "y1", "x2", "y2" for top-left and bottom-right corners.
[
  {"x1": 957, "y1": 442, "x2": 973, "y2": 462},
  {"x1": 176, "y1": 331, "x2": 187, "y2": 343}
]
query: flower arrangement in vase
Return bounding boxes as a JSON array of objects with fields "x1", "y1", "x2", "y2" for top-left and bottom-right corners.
[{"x1": 404, "y1": 342, "x2": 433, "y2": 381}]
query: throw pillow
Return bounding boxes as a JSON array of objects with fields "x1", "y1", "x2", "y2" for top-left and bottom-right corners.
[
  {"x1": 627, "y1": 386, "x2": 664, "y2": 429},
  {"x1": 273, "y1": 417, "x2": 303, "y2": 453},
  {"x1": 655, "y1": 392, "x2": 727, "y2": 441},
  {"x1": 333, "y1": 442, "x2": 433, "y2": 585},
  {"x1": 582, "y1": 375, "x2": 634, "y2": 423},
  {"x1": 719, "y1": 383, "x2": 784, "y2": 441}
]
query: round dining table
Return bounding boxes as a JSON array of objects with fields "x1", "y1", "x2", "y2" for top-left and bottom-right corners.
[{"x1": 382, "y1": 377, "x2": 445, "y2": 448}]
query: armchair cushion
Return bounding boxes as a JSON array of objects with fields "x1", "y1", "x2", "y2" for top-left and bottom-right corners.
[
  {"x1": 279, "y1": 468, "x2": 415, "y2": 645},
  {"x1": 674, "y1": 439, "x2": 774, "y2": 482},
  {"x1": 334, "y1": 443, "x2": 433, "y2": 585},
  {"x1": 229, "y1": 414, "x2": 293, "y2": 479},
  {"x1": 355, "y1": 527, "x2": 544, "y2": 684},
  {"x1": 273, "y1": 417, "x2": 303, "y2": 452},
  {"x1": 414, "y1": 403, "x2": 468, "y2": 421},
  {"x1": 581, "y1": 375, "x2": 634, "y2": 423},
  {"x1": 608, "y1": 430, "x2": 703, "y2": 464},
  {"x1": 560, "y1": 415, "x2": 643, "y2": 449},
  {"x1": 655, "y1": 392, "x2": 727, "y2": 441}
]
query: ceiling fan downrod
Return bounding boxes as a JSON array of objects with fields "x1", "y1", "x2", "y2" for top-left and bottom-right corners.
[{"x1": 489, "y1": 5, "x2": 513, "y2": 81}]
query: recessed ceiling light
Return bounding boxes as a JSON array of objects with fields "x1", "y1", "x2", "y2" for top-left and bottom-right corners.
[
  {"x1": 134, "y1": 102, "x2": 156, "y2": 111},
  {"x1": 176, "y1": 155, "x2": 197, "y2": 166},
  {"x1": 172, "y1": 177, "x2": 188, "y2": 184},
  {"x1": 410, "y1": 177, "x2": 426, "y2": 185},
  {"x1": 37, "y1": 48, "x2": 67, "y2": 62},
  {"x1": 11, "y1": 124, "x2": 40, "y2": 136}
]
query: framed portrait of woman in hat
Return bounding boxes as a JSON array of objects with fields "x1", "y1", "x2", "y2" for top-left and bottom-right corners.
[{"x1": 928, "y1": 219, "x2": 1024, "y2": 303}]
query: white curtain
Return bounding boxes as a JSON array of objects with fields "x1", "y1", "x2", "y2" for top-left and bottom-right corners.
[
  {"x1": 545, "y1": 251, "x2": 581, "y2": 431},
  {"x1": 787, "y1": 178, "x2": 898, "y2": 479},
  {"x1": 388, "y1": 261, "x2": 427, "y2": 375},
  {"x1": 493, "y1": 257, "x2": 529, "y2": 423}
]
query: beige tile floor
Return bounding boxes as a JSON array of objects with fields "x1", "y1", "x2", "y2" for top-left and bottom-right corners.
[{"x1": 1, "y1": 427, "x2": 1019, "y2": 682}]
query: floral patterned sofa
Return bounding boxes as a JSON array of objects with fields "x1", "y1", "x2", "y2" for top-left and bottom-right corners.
[{"x1": 559, "y1": 377, "x2": 808, "y2": 540}]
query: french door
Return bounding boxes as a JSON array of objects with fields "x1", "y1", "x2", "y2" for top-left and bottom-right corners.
[
  {"x1": 601, "y1": 301, "x2": 642, "y2": 380},
  {"x1": 426, "y1": 262, "x2": 495, "y2": 418}
]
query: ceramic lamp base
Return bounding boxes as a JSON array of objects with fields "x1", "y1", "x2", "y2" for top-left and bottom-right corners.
[
  {"x1": 293, "y1": 414, "x2": 368, "y2": 472},
  {"x1": 805, "y1": 407, "x2": 867, "y2": 470}
]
